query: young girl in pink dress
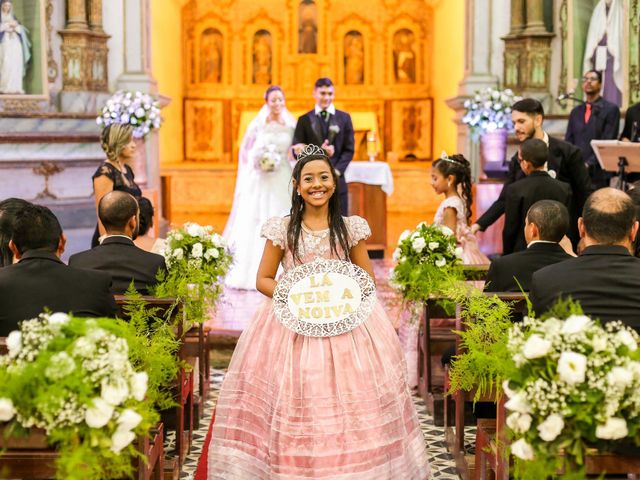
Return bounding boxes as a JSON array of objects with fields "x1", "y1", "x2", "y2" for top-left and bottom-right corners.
[
  {"x1": 208, "y1": 146, "x2": 430, "y2": 479},
  {"x1": 431, "y1": 154, "x2": 489, "y2": 265}
]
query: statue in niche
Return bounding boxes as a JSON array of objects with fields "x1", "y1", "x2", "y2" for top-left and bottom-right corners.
[
  {"x1": 402, "y1": 105, "x2": 421, "y2": 151},
  {"x1": 344, "y1": 31, "x2": 364, "y2": 85},
  {"x1": 194, "y1": 106, "x2": 214, "y2": 152},
  {"x1": 0, "y1": 0, "x2": 31, "y2": 94},
  {"x1": 393, "y1": 29, "x2": 416, "y2": 84},
  {"x1": 200, "y1": 28, "x2": 222, "y2": 83},
  {"x1": 583, "y1": 0, "x2": 623, "y2": 106},
  {"x1": 298, "y1": 0, "x2": 317, "y2": 54},
  {"x1": 253, "y1": 30, "x2": 271, "y2": 84}
]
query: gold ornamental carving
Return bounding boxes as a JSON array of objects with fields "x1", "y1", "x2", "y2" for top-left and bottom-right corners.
[{"x1": 46, "y1": 0, "x2": 59, "y2": 83}]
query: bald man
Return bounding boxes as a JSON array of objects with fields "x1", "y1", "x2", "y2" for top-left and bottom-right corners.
[
  {"x1": 69, "y1": 191, "x2": 166, "y2": 295},
  {"x1": 530, "y1": 188, "x2": 640, "y2": 330}
]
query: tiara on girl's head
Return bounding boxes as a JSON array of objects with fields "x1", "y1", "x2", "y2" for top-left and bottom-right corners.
[
  {"x1": 439, "y1": 151, "x2": 458, "y2": 164},
  {"x1": 297, "y1": 144, "x2": 328, "y2": 160}
]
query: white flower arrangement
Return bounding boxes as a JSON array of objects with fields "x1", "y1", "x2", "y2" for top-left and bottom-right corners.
[
  {"x1": 504, "y1": 313, "x2": 640, "y2": 476},
  {"x1": 96, "y1": 90, "x2": 162, "y2": 139},
  {"x1": 0, "y1": 313, "x2": 155, "y2": 479},
  {"x1": 257, "y1": 144, "x2": 282, "y2": 172},
  {"x1": 462, "y1": 87, "x2": 522, "y2": 140},
  {"x1": 163, "y1": 222, "x2": 231, "y2": 275}
]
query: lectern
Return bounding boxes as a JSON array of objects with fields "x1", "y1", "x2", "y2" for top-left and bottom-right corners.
[{"x1": 592, "y1": 140, "x2": 640, "y2": 190}]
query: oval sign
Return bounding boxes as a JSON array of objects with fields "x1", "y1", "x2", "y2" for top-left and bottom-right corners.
[{"x1": 273, "y1": 258, "x2": 376, "y2": 337}]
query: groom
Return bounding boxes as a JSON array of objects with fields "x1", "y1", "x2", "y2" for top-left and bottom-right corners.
[{"x1": 293, "y1": 77, "x2": 355, "y2": 215}]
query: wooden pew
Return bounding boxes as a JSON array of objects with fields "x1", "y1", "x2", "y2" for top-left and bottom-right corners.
[
  {"x1": 417, "y1": 264, "x2": 488, "y2": 425},
  {"x1": 114, "y1": 296, "x2": 195, "y2": 479},
  {"x1": 443, "y1": 291, "x2": 527, "y2": 480}
]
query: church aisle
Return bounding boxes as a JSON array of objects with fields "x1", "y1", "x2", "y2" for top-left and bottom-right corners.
[{"x1": 178, "y1": 369, "x2": 462, "y2": 479}]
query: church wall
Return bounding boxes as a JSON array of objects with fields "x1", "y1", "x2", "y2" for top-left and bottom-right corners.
[{"x1": 104, "y1": 0, "x2": 125, "y2": 91}]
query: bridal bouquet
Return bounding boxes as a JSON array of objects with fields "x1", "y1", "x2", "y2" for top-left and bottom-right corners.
[
  {"x1": 389, "y1": 222, "x2": 463, "y2": 302},
  {"x1": 504, "y1": 313, "x2": 640, "y2": 479},
  {"x1": 258, "y1": 144, "x2": 281, "y2": 172},
  {"x1": 462, "y1": 87, "x2": 521, "y2": 140},
  {"x1": 0, "y1": 313, "x2": 156, "y2": 480},
  {"x1": 96, "y1": 90, "x2": 162, "y2": 139}
]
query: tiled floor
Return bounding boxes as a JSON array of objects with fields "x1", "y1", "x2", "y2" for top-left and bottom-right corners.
[{"x1": 178, "y1": 369, "x2": 466, "y2": 479}]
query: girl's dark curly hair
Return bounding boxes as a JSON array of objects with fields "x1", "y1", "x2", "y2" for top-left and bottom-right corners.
[
  {"x1": 432, "y1": 154, "x2": 473, "y2": 225},
  {"x1": 287, "y1": 148, "x2": 350, "y2": 264}
]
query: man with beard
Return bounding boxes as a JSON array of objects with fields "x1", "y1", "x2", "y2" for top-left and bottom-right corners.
[
  {"x1": 472, "y1": 98, "x2": 592, "y2": 248},
  {"x1": 69, "y1": 191, "x2": 166, "y2": 295}
]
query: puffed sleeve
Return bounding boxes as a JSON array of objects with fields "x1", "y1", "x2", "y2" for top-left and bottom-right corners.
[
  {"x1": 92, "y1": 162, "x2": 116, "y2": 182},
  {"x1": 346, "y1": 215, "x2": 371, "y2": 247},
  {"x1": 260, "y1": 216, "x2": 287, "y2": 249}
]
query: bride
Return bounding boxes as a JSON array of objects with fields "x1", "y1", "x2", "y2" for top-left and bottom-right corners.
[{"x1": 223, "y1": 86, "x2": 296, "y2": 289}]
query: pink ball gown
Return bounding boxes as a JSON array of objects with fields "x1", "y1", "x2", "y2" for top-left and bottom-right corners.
[{"x1": 208, "y1": 215, "x2": 431, "y2": 479}]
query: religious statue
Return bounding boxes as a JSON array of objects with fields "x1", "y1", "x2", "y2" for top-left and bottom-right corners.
[
  {"x1": 200, "y1": 29, "x2": 222, "y2": 83},
  {"x1": 0, "y1": 0, "x2": 31, "y2": 94},
  {"x1": 253, "y1": 31, "x2": 271, "y2": 84},
  {"x1": 583, "y1": 0, "x2": 623, "y2": 106},
  {"x1": 298, "y1": 0, "x2": 317, "y2": 54},
  {"x1": 344, "y1": 32, "x2": 364, "y2": 85},
  {"x1": 402, "y1": 105, "x2": 421, "y2": 151},
  {"x1": 393, "y1": 29, "x2": 416, "y2": 84}
]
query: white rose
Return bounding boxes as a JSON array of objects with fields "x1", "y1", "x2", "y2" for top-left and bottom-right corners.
[
  {"x1": 85, "y1": 398, "x2": 115, "y2": 428},
  {"x1": 173, "y1": 232, "x2": 183, "y2": 242},
  {"x1": 186, "y1": 223, "x2": 201, "y2": 238},
  {"x1": 557, "y1": 351, "x2": 587, "y2": 385},
  {"x1": 595, "y1": 417, "x2": 628, "y2": 440},
  {"x1": 542, "y1": 317, "x2": 563, "y2": 334},
  {"x1": 0, "y1": 398, "x2": 16, "y2": 421},
  {"x1": 392, "y1": 248, "x2": 401, "y2": 262},
  {"x1": 439, "y1": 225, "x2": 454, "y2": 236},
  {"x1": 6, "y1": 330, "x2": 22, "y2": 358},
  {"x1": 505, "y1": 391, "x2": 531, "y2": 414},
  {"x1": 101, "y1": 378, "x2": 130, "y2": 406},
  {"x1": 522, "y1": 334, "x2": 552, "y2": 359},
  {"x1": 428, "y1": 242, "x2": 439, "y2": 250},
  {"x1": 192, "y1": 242, "x2": 203, "y2": 258},
  {"x1": 117, "y1": 409, "x2": 143, "y2": 431},
  {"x1": 454, "y1": 246, "x2": 464, "y2": 258},
  {"x1": 607, "y1": 366, "x2": 634, "y2": 389},
  {"x1": 561, "y1": 315, "x2": 592, "y2": 334},
  {"x1": 616, "y1": 329, "x2": 638, "y2": 351},
  {"x1": 511, "y1": 438, "x2": 535, "y2": 460},
  {"x1": 412, "y1": 237, "x2": 426, "y2": 253},
  {"x1": 435, "y1": 257, "x2": 446, "y2": 268},
  {"x1": 204, "y1": 248, "x2": 219, "y2": 260},
  {"x1": 130, "y1": 372, "x2": 148, "y2": 402},
  {"x1": 502, "y1": 380, "x2": 516, "y2": 399},
  {"x1": 48, "y1": 312, "x2": 70, "y2": 327},
  {"x1": 398, "y1": 230, "x2": 411, "y2": 242},
  {"x1": 173, "y1": 248, "x2": 184, "y2": 260},
  {"x1": 506, "y1": 412, "x2": 532, "y2": 433},
  {"x1": 592, "y1": 335, "x2": 608, "y2": 352},
  {"x1": 110, "y1": 429, "x2": 136, "y2": 453},
  {"x1": 537, "y1": 413, "x2": 564, "y2": 442}
]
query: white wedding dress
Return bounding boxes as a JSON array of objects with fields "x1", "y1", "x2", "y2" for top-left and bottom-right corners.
[{"x1": 223, "y1": 115, "x2": 295, "y2": 289}]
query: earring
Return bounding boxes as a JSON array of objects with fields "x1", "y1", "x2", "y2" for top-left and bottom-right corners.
[{"x1": 297, "y1": 191, "x2": 301, "y2": 196}]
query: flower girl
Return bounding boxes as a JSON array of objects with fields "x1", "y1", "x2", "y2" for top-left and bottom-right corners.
[
  {"x1": 208, "y1": 145, "x2": 430, "y2": 479},
  {"x1": 431, "y1": 153, "x2": 488, "y2": 265}
]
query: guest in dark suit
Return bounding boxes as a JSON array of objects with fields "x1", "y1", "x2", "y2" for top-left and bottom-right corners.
[
  {"x1": 472, "y1": 99, "x2": 591, "y2": 248},
  {"x1": 530, "y1": 188, "x2": 640, "y2": 331},
  {"x1": 0, "y1": 197, "x2": 31, "y2": 267},
  {"x1": 620, "y1": 101, "x2": 640, "y2": 142},
  {"x1": 69, "y1": 191, "x2": 166, "y2": 295},
  {"x1": 292, "y1": 77, "x2": 355, "y2": 215},
  {"x1": 565, "y1": 70, "x2": 620, "y2": 189},
  {"x1": 485, "y1": 200, "x2": 572, "y2": 292},
  {"x1": 0, "y1": 204, "x2": 117, "y2": 336},
  {"x1": 502, "y1": 139, "x2": 572, "y2": 254}
]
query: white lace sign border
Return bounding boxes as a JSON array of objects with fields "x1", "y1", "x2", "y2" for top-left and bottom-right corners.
[{"x1": 272, "y1": 258, "x2": 376, "y2": 337}]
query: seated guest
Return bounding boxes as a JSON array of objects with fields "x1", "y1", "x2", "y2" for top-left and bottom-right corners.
[
  {"x1": 69, "y1": 191, "x2": 166, "y2": 295},
  {"x1": 530, "y1": 188, "x2": 640, "y2": 330},
  {"x1": 133, "y1": 196, "x2": 160, "y2": 252},
  {"x1": 0, "y1": 198, "x2": 32, "y2": 267},
  {"x1": 0, "y1": 204, "x2": 117, "y2": 336},
  {"x1": 502, "y1": 138, "x2": 572, "y2": 254},
  {"x1": 485, "y1": 200, "x2": 572, "y2": 292}
]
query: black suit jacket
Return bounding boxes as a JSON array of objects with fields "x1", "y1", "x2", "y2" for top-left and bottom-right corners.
[
  {"x1": 0, "y1": 251, "x2": 118, "y2": 336},
  {"x1": 530, "y1": 245, "x2": 640, "y2": 330},
  {"x1": 476, "y1": 135, "x2": 591, "y2": 246},
  {"x1": 69, "y1": 236, "x2": 166, "y2": 295},
  {"x1": 484, "y1": 242, "x2": 572, "y2": 292},
  {"x1": 565, "y1": 96, "x2": 620, "y2": 166},
  {"x1": 620, "y1": 102, "x2": 640, "y2": 142},
  {"x1": 502, "y1": 171, "x2": 572, "y2": 254}
]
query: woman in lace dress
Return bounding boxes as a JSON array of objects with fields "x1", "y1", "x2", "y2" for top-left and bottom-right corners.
[
  {"x1": 223, "y1": 86, "x2": 296, "y2": 289},
  {"x1": 209, "y1": 147, "x2": 430, "y2": 479}
]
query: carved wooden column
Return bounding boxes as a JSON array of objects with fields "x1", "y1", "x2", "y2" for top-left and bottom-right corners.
[
  {"x1": 509, "y1": 0, "x2": 525, "y2": 35},
  {"x1": 66, "y1": 0, "x2": 88, "y2": 30},
  {"x1": 89, "y1": 0, "x2": 103, "y2": 32},
  {"x1": 523, "y1": 0, "x2": 546, "y2": 34}
]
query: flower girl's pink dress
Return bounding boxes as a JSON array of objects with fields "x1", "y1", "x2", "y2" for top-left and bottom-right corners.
[
  {"x1": 434, "y1": 196, "x2": 489, "y2": 265},
  {"x1": 208, "y1": 216, "x2": 430, "y2": 479}
]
